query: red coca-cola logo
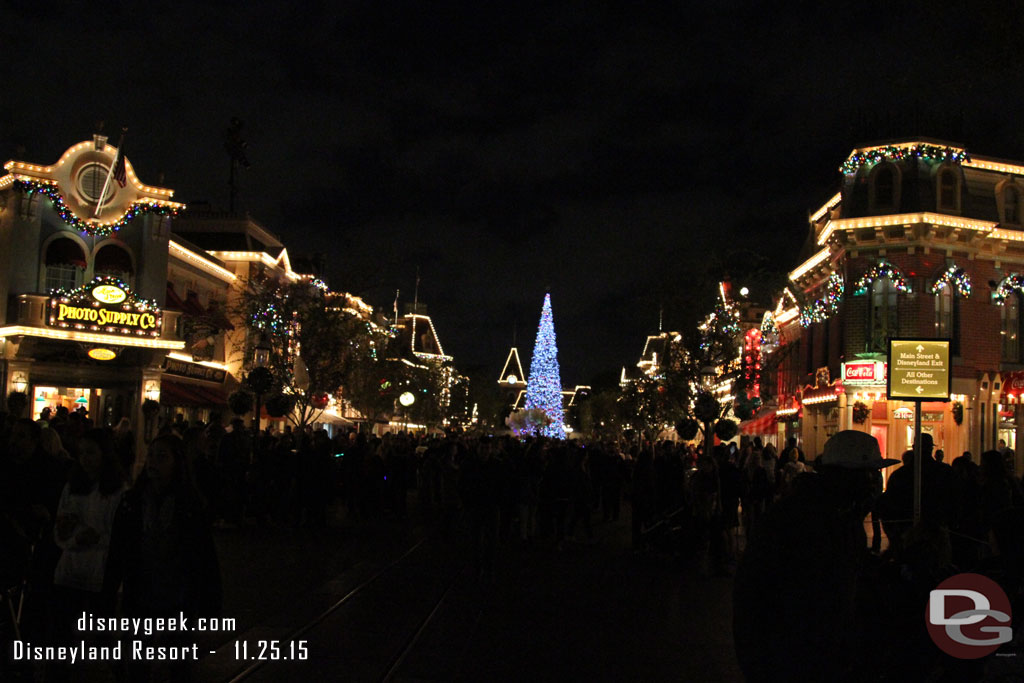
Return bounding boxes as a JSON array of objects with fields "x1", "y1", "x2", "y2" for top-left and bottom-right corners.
[{"x1": 845, "y1": 363, "x2": 876, "y2": 380}]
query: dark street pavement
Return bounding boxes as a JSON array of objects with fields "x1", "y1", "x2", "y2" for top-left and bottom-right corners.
[{"x1": 197, "y1": 501, "x2": 743, "y2": 683}]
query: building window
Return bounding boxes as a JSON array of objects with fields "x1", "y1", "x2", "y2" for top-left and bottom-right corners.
[
  {"x1": 1003, "y1": 292, "x2": 1021, "y2": 362},
  {"x1": 868, "y1": 278, "x2": 899, "y2": 352},
  {"x1": 873, "y1": 165, "x2": 896, "y2": 209},
  {"x1": 19, "y1": 191, "x2": 41, "y2": 220},
  {"x1": 43, "y1": 238, "x2": 86, "y2": 292},
  {"x1": 934, "y1": 285, "x2": 959, "y2": 354},
  {"x1": 93, "y1": 244, "x2": 134, "y2": 285},
  {"x1": 938, "y1": 168, "x2": 958, "y2": 211},
  {"x1": 1004, "y1": 187, "x2": 1021, "y2": 225}
]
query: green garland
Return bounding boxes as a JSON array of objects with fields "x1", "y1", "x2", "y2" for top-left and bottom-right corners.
[
  {"x1": 840, "y1": 144, "x2": 970, "y2": 175},
  {"x1": 853, "y1": 261, "x2": 911, "y2": 296},
  {"x1": 930, "y1": 266, "x2": 971, "y2": 298},
  {"x1": 799, "y1": 273, "x2": 844, "y2": 327},
  {"x1": 994, "y1": 274, "x2": 1024, "y2": 305},
  {"x1": 51, "y1": 275, "x2": 159, "y2": 310},
  {"x1": 15, "y1": 179, "x2": 180, "y2": 237}
]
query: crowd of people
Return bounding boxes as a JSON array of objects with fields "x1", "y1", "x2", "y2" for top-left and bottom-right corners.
[
  {"x1": 734, "y1": 431, "x2": 1024, "y2": 682},
  {"x1": 3, "y1": 405, "x2": 1024, "y2": 681}
]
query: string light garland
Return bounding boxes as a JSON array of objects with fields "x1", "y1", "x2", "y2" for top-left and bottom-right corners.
[
  {"x1": 930, "y1": 266, "x2": 972, "y2": 298},
  {"x1": 699, "y1": 301, "x2": 740, "y2": 351},
  {"x1": 760, "y1": 312, "x2": 778, "y2": 338},
  {"x1": 799, "y1": 273, "x2": 844, "y2": 327},
  {"x1": 840, "y1": 144, "x2": 970, "y2": 175},
  {"x1": 50, "y1": 275, "x2": 158, "y2": 310},
  {"x1": 251, "y1": 302, "x2": 285, "y2": 332},
  {"x1": 994, "y1": 274, "x2": 1024, "y2": 304},
  {"x1": 524, "y1": 293, "x2": 566, "y2": 439},
  {"x1": 853, "y1": 262, "x2": 911, "y2": 296},
  {"x1": 14, "y1": 179, "x2": 181, "y2": 237}
]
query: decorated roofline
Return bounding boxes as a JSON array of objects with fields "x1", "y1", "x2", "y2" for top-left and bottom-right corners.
[
  {"x1": 499, "y1": 346, "x2": 526, "y2": 384},
  {"x1": 3, "y1": 140, "x2": 177, "y2": 199},
  {"x1": 840, "y1": 142, "x2": 970, "y2": 175},
  {"x1": 13, "y1": 178, "x2": 182, "y2": 237}
]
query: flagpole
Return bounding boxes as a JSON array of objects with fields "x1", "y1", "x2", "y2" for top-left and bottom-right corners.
[{"x1": 93, "y1": 128, "x2": 126, "y2": 218}]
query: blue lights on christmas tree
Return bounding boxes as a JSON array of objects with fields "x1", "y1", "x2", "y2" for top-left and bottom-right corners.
[{"x1": 524, "y1": 292, "x2": 565, "y2": 439}]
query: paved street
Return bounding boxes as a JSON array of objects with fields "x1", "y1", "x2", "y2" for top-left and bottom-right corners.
[{"x1": 197, "y1": 501, "x2": 743, "y2": 682}]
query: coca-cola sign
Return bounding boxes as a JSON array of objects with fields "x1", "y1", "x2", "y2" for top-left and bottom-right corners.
[{"x1": 843, "y1": 360, "x2": 887, "y2": 385}]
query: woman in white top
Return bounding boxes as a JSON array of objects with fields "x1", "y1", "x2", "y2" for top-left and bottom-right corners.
[{"x1": 53, "y1": 429, "x2": 125, "y2": 610}]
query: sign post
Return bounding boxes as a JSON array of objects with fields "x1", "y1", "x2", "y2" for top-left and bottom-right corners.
[{"x1": 887, "y1": 339, "x2": 952, "y2": 523}]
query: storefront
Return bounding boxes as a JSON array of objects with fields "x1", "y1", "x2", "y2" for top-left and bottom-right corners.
[
  {"x1": 797, "y1": 366, "x2": 844, "y2": 458},
  {"x1": 158, "y1": 353, "x2": 232, "y2": 425},
  {"x1": 2, "y1": 280, "x2": 182, "y2": 436},
  {"x1": 840, "y1": 359, "x2": 972, "y2": 471}
]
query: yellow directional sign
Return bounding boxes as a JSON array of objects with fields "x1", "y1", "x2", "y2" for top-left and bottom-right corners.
[{"x1": 887, "y1": 339, "x2": 951, "y2": 401}]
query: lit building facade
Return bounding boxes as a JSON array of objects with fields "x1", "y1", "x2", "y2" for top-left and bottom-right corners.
[
  {"x1": 774, "y1": 139, "x2": 1024, "y2": 472},
  {"x1": 0, "y1": 135, "x2": 184, "y2": 446}
]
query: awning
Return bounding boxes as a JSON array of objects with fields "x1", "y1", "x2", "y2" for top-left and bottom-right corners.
[
  {"x1": 94, "y1": 244, "x2": 134, "y2": 274},
  {"x1": 801, "y1": 383, "x2": 843, "y2": 406},
  {"x1": 316, "y1": 410, "x2": 355, "y2": 426},
  {"x1": 740, "y1": 409, "x2": 777, "y2": 435},
  {"x1": 160, "y1": 380, "x2": 227, "y2": 407},
  {"x1": 46, "y1": 238, "x2": 87, "y2": 268}
]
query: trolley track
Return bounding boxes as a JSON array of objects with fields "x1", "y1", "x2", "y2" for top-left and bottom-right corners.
[{"x1": 221, "y1": 531, "x2": 478, "y2": 682}]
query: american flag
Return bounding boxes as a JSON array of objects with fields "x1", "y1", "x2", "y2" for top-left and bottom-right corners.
[{"x1": 113, "y1": 150, "x2": 127, "y2": 188}]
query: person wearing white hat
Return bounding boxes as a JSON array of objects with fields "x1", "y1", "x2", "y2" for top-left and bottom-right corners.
[{"x1": 733, "y1": 430, "x2": 898, "y2": 682}]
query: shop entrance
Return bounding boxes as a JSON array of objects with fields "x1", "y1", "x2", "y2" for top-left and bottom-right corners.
[{"x1": 31, "y1": 385, "x2": 134, "y2": 427}]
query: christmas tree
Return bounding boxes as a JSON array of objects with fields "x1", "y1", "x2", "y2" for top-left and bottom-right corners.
[{"x1": 524, "y1": 293, "x2": 565, "y2": 439}]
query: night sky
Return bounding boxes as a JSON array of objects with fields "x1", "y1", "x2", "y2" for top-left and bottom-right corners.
[{"x1": 3, "y1": 1, "x2": 1024, "y2": 388}]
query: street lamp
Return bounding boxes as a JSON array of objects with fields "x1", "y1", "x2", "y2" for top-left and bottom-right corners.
[
  {"x1": 254, "y1": 337, "x2": 271, "y2": 367},
  {"x1": 11, "y1": 372, "x2": 28, "y2": 394},
  {"x1": 399, "y1": 391, "x2": 415, "y2": 433}
]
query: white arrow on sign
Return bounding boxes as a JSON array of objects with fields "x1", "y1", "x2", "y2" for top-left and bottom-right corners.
[
  {"x1": 916, "y1": 385, "x2": 924, "y2": 394},
  {"x1": 916, "y1": 345, "x2": 925, "y2": 353}
]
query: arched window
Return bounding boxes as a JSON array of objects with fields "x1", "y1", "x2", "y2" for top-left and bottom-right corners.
[
  {"x1": 1004, "y1": 187, "x2": 1021, "y2": 225},
  {"x1": 93, "y1": 244, "x2": 134, "y2": 284},
  {"x1": 868, "y1": 278, "x2": 898, "y2": 352},
  {"x1": 934, "y1": 285, "x2": 960, "y2": 354},
  {"x1": 44, "y1": 238, "x2": 86, "y2": 292},
  {"x1": 938, "y1": 168, "x2": 958, "y2": 211},
  {"x1": 1003, "y1": 292, "x2": 1021, "y2": 362},
  {"x1": 873, "y1": 165, "x2": 895, "y2": 209}
]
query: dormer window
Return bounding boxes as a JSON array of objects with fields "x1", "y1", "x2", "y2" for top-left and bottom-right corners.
[
  {"x1": 875, "y1": 167, "x2": 894, "y2": 205},
  {"x1": 1004, "y1": 187, "x2": 1021, "y2": 225},
  {"x1": 869, "y1": 163, "x2": 900, "y2": 213},
  {"x1": 937, "y1": 168, "x2": 959, "y2": 212}
]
